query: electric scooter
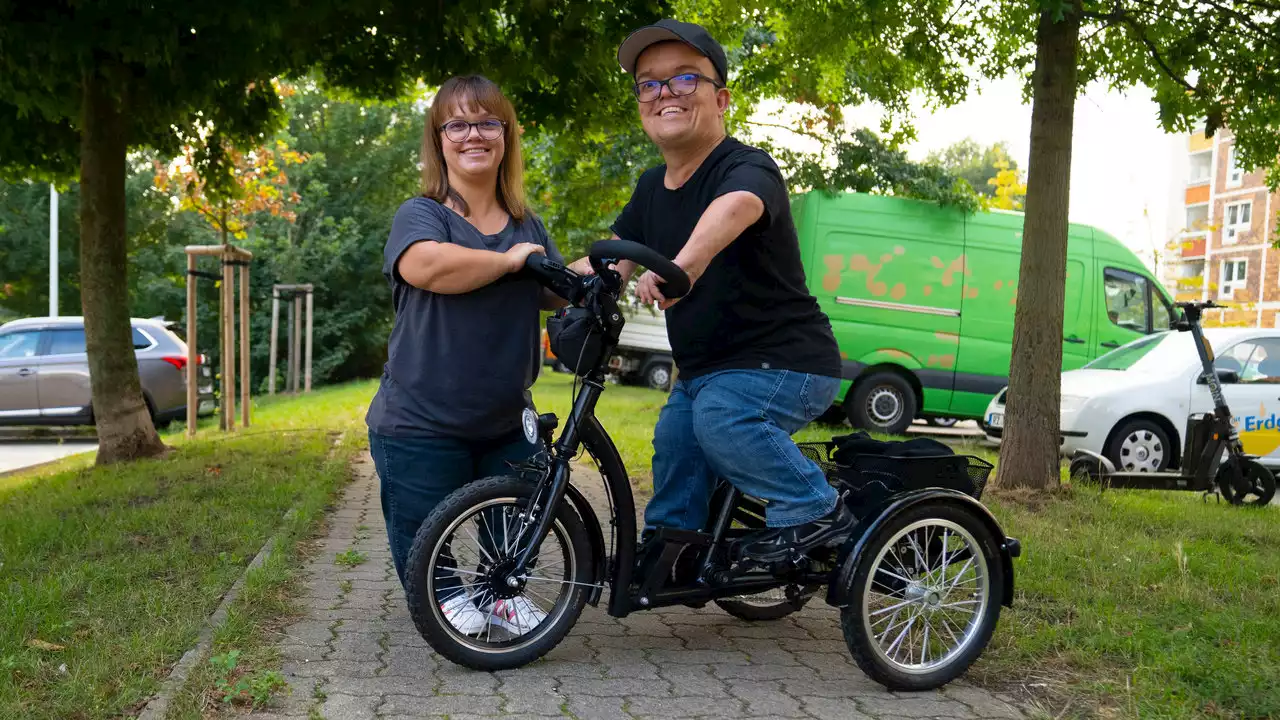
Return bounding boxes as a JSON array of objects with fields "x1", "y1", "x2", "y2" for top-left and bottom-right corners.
[
  {"x1": 1069, "y1": 300, "x2": 1276, "y2": 506},
  {"x1": 402, "y1": 239, "x2": 1022, "y2": 691}
]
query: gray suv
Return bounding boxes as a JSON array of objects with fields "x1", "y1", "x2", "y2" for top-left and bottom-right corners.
[{"x1": 0, "y1": 316, "x2": 216, "y2": 427}]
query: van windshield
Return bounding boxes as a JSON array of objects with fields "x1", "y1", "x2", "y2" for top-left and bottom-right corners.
[{"x1": 1084, "y1": 332, "x2": 1176, "y2": 371}]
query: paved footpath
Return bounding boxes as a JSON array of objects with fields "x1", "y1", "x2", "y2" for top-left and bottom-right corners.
[{"x1": 248, "y1": 454, "x2": 1028, "y2": 720}]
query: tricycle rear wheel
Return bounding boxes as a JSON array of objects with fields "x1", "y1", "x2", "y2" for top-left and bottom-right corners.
[{"x1": 840, "y1": 501, "x2": 1004, "y2": 691}]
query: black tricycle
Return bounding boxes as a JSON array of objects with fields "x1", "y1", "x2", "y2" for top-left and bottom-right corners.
[
  {"x1": 1069, "y1": 300, "x2": 1276, "y2": 507},
  {"x1": 404, "y1": 239, "x2": 1022, "y2": 691}
]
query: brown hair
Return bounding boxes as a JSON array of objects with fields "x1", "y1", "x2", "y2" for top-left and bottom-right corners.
[{"x1": 421, "y1": 75, "x2": 527, "y2": 222}]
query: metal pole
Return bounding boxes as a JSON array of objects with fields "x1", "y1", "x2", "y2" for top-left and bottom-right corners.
[
  {"x1": 186, "y1": 252, "x2": 197, "y2": 438},
  {"x1": 292, "y1": 294, "x2": 302, "y2": 393},
  {"x1": 49, "y1": 185, "x2": 58, "y2": 317},
  {"x1": 240, "y1": 263, "x2": 250, "y2": 428},
  {"x1": 286, "y1": 297, "x2": 295, "y2": 394},
  {"x1": 220, "y1": 254, "x2": 232, "y2": 431},
  {"x1": 304, "y1": 290, "x2": 313, "y2": 393},
  {"x1": 269, "y1": 288, "x2": 279, "y2": 395}
]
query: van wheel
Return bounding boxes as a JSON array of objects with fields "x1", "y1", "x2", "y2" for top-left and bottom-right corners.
[
  {"x1": 847, "y1": 372, "x2": 916, "y2": 436},
  {"x1": 644, "y1": 362, "x2": 672, "y2": 391}
]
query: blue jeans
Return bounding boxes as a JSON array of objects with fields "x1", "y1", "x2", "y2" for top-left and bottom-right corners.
[
  {"x1": 644, "y1": 369, "x2": 843, "y2": 532},
  {"x1": 368, "y1": 429, "x2": 538, "y2": 589}
]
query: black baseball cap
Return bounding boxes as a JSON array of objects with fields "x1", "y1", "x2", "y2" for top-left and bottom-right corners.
[{"x1": 617, "y1": 19, "x2": 728, "y2": 85}]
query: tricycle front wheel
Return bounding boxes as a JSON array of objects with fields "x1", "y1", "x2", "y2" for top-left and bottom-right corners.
[
  {"x1": 840, "y1": 501, "x2": 1004, "y2": 691},
  {"x1": 404, "y1": 476, "x2": 595, "y2": 671}
]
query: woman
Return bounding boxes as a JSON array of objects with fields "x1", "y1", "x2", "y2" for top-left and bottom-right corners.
[{"x1": 365, "y1": 75, "x2": 564, "y2": 634}]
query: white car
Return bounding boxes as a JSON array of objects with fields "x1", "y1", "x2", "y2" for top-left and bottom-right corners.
[
  {"x1": 983, "y1": 388, "x2": 1006, "y2": 445},
  {"x1": 988, "y1": 328, "x2": 1280, "y2": 473}
]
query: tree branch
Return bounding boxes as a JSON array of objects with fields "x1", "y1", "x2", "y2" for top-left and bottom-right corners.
[
  {"x1": 741, "y1": 118, "x2": 829, "y2": 144},
  {"x1": 1084, "y1": 6, "x2": 1199, "y2": 95}
]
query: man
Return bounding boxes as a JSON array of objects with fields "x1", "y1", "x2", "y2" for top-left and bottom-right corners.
[{"x1": 576, "y1": 19, "x2": 852, "y2": 563}]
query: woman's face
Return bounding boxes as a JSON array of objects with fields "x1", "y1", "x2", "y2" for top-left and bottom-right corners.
[{"x1": 440, "y1": 99, "x2": 506, "y2": 183}]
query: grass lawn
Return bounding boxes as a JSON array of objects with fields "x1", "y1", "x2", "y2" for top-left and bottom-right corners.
[
  {"x1": 0, "y1": 382, "x2": 376, "y2": 720},
  {"x1": 539, "y1": 369, "x2": 1280, "y2": 719},
  {"x1": 3, "y1": 369, "x2": 1276, "y2": 719}
]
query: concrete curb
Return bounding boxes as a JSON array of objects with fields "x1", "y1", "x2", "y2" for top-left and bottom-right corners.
[{"x1": 134, "y1": 507, "x2": 296, "y2": 720}]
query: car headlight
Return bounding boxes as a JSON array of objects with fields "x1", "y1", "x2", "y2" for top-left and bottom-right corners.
[{"x1": 1060, "y1": 394, "x2": 1088, "y2": 414}]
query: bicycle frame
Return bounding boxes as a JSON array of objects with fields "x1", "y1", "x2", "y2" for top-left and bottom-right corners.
[{"x1": 508, "y1": 256, "x2": 825, "y2": 618}]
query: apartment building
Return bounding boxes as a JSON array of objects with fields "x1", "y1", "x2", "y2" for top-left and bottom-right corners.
[{"x1": 1162, "y1": 121, "x2": 1279, "y2": 327}]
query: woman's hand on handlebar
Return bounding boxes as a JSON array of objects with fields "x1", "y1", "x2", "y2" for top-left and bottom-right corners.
[{"x1": 504, "y1": 242, "x2": 546, "y2": 272}]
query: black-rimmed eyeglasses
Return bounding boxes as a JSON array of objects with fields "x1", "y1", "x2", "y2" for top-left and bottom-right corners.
[
  {"x1": 633, "y1": 73, "x2": 723, "y2": 103},
  {"x1": 439, "y1": 119, "x2": 506, "y2": 143}
]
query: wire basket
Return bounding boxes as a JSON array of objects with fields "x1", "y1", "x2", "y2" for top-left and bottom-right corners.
[{"x1": 797, "y1": 441, "x2": 992, "y2": 501}]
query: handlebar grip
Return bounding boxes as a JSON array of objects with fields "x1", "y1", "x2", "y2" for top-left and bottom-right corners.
[{"x1": 590, "y1": 239, "x2": 691, "y2": 299}]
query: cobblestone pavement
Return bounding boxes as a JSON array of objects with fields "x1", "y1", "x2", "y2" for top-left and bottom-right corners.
[{"x1": 248, "y1": 454, "x2": 1027, "y2": 720}]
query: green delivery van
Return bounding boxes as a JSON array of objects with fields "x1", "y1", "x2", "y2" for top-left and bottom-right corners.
[{"x1": 791, "y1": 190, "x2": 1176, "y2": 435}]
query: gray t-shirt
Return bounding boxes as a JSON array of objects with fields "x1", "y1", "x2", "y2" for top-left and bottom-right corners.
[{"x1": 365, "y1": 196, "x2": 562, "y2": 439}]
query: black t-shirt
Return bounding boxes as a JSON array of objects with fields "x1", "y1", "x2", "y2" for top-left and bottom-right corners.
[{"x1": 610, "y1": 137, "x2": 841, "y2": 380}]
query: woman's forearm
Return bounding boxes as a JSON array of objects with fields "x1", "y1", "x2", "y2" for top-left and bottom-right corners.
[{"x1": 398, "y1": 240, "x2": 514, "y2": 294}]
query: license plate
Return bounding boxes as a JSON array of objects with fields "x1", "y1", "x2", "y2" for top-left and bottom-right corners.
[{"x1": 987, "y1": 413, "x2": 1003, "y2": 429}]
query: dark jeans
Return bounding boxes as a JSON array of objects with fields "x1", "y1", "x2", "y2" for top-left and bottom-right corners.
[{"x1": 368, "y1": 429, "x2": 538, "y2": 590}]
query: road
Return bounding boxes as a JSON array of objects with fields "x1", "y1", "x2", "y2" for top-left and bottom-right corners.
[{"x1": 0, "y1": 440, "x2": 98, "y2": 475}]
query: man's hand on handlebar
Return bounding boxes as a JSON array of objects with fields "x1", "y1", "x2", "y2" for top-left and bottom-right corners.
[
  {"x1": 637, "y1": 270, "x2": 677, "y2": 310},
  {"x1": 566, "y1": 256, "x2": 594, "y2": 276}
]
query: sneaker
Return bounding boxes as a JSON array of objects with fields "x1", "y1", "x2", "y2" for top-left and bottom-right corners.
[
  {"x1": 736, "y1": 503, "x2": 856, "y2": 564},
  {"x1": 439, "y1": 592, "x2": 487, "y2": 635},
  {"x1": 483, "y1": 597, "x2": 547, "y2": 634}
]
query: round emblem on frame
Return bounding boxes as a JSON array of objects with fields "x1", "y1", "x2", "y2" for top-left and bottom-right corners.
[{"x1": 522, "y1": 407, "x2": 539, "y2": 445}]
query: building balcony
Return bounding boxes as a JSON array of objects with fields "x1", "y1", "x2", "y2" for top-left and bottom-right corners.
[
  {"x1": 1178, "y1": 233, "x2": 1207, "y2": 259},
  {"x1": 1185, "y1": 183, "x2": 1210, "y2": 205}
]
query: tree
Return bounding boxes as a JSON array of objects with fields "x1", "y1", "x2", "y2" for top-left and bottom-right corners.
[
  {"x1": 927, "y1": 138, "x2": 1023, "y2": 199},
  {"x1": 982, "y1": 0, "x2": 1280, "y2": 490},
  {"x1": 153, "y1": 136, "x2": 308, "y2": 248},
  {"x1": 0, "y1": 1, "x2": 668, "y2": 464},
  {"x1": 987, "y1": 159, "x2": 1027, "y2": 210},
  {"x1": 526, "y1": 0, "x2": 990, "y2": 254}
]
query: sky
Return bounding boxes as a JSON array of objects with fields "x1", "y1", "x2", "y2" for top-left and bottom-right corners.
[{"x1": 746, "y1": 74, "x2": 1185, "y2": 275}]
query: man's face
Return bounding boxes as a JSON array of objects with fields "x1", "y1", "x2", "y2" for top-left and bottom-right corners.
[{"x1": 633, "y1": 41, "x2": 728, "y2": 150}]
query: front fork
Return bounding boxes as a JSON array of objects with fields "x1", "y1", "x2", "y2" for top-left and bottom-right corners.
[{"x1": 510, "y1": 380, "x2": 603, "y2": 576}]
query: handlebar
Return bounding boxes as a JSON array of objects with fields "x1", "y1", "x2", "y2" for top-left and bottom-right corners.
[
  {"x1": 588, "y1": 239, "x2": 691, "y2": 299},
  {"x1": 521, "y1": 239, "x2": 692, "y2": 303}
]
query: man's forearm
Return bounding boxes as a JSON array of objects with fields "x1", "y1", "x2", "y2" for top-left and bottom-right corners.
[{"x1": 672, "y1": 191, "x2": 764, "y2": 284}]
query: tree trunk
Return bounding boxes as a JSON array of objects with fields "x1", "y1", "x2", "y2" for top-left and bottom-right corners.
[
  {"x1": 992, "y1": 3, "x2": 1080, "y2": 491},
  {"x1": 79, "y1": 71, "x2": 167, "y2": 464}
]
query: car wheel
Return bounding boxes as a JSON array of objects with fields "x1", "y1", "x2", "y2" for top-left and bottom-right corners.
[
  {"x1": 846, "y1": 372, "x2": 917, "y2": 436},
  {"x1": 1105, "y1": 419, "x2": 1172, "y2": 473},
  {"x1": 926, "y1": 416, "x2": 959, "y2": 428}
]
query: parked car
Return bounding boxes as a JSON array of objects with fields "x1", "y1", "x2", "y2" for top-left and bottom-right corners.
[
  {"x1": 792, "y1": 189, "x2": 1174, "y2": 435},
  {"x1": 0, "y1": 316, "x2": 215, "y2": 428},
  {"x1": 983, "y1": 387, "x2": 1006, "y2": 445},
  {"x1": 986, "y1": 328, "x2": 1280, "y2": 473}
]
